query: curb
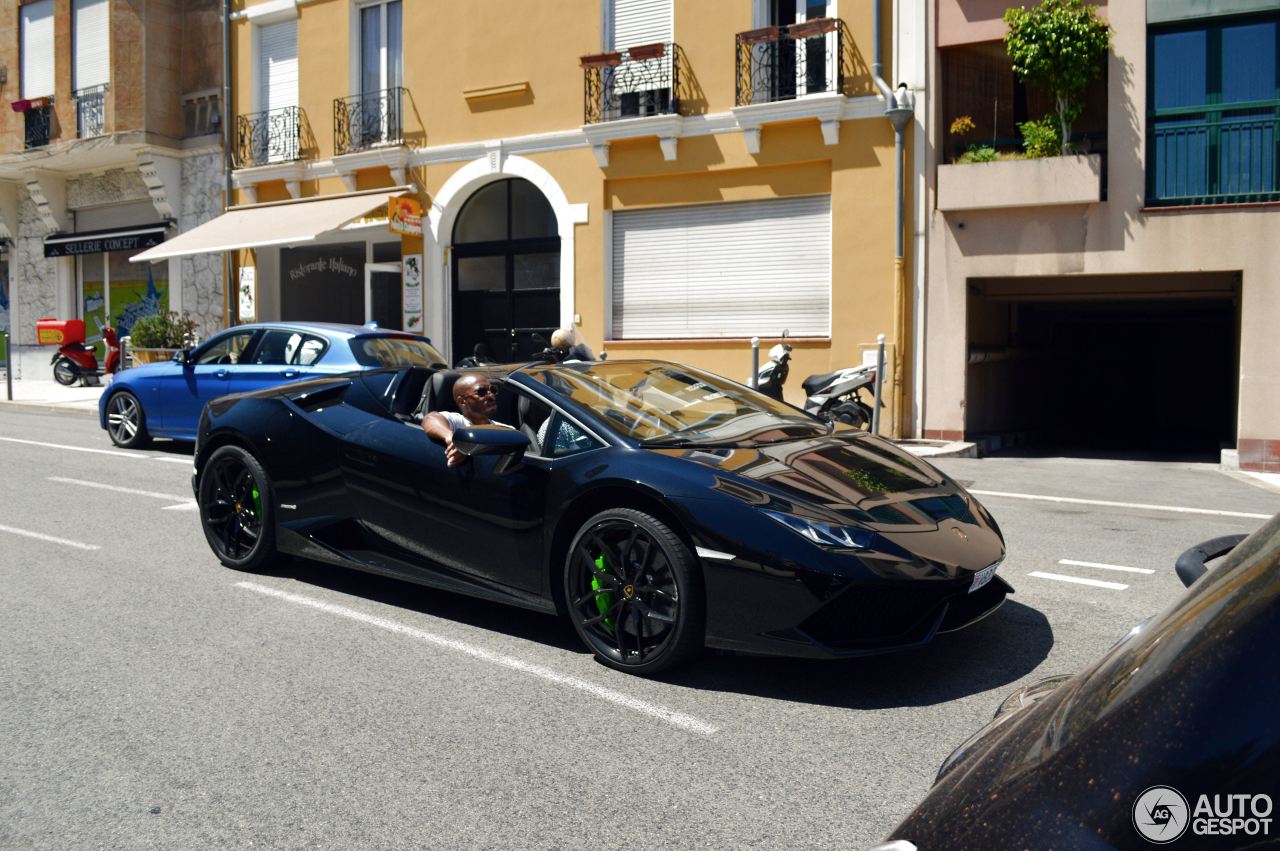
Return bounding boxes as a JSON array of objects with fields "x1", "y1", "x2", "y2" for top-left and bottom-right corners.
[
  {"x1": 893, "y1": 439, "x2": 979, "y2": 459},
  {"x1": 0, "y1": 400, "x2": 99, "y2": 417}
]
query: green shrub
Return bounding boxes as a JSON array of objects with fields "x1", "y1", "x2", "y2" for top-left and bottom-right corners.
[
  {"x1": 128, "y1": 312, "x2": 198, "y2": 349},
  {"x1": 1019, "y1": 116, "x2": 1062, "y2": 159},
  {"x1": 957, "y1": 145, "x2": 999, "y2": 164}
]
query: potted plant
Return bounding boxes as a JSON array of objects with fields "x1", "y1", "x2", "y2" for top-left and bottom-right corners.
[
  {"x1": 127, "y1": 312, "x2": 198, "y2": 364},
  {"x1": 1003, "y1": 0, "x2": 1111, "y2": 156}
]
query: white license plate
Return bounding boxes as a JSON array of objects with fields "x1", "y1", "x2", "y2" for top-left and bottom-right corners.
[{"x1": 970, "y1": 563, "x2": 998, "y2": 594}]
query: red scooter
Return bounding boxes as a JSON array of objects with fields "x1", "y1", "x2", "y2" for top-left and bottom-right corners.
[{"x1": 37, "y1": 318, "x2": 121, "y2": 386}]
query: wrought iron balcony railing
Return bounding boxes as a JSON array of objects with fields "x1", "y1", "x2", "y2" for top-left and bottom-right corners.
[
  {"x1": 1149, "y1": 105, "x2": 1280, "y2": 206},
  {"x1": 334, "y1": 87, "x2": 405, "y2": 156},
  {"x1": 75, "y1": 85, "x2": 108, "y2": 138},
  {"x1": 24, "y1": 103, "x2": 53, "y2": 149},
  {"x1": 735, "y1": 18, "x2": 846, "y2": 107},
  {"x1": 581, "y1": 42, "x2": 681, "y2": 124},
  {"x1": 235, "y1": 106, "x2": 305, "y2": 168}
]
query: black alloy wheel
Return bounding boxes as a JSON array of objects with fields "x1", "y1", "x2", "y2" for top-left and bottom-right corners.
[
  {"x1": 565, "y1": 508, "x2": 704, "y2": 675},
  {"x1": 105, "y1": 390, "x2": 152, "y2": 448},
  {"x1": 198, "y1": 445, "x2": 280, "y2": 572},
  {"x1": 53, "y1": 357, "x2": 78, "y2": 386}
]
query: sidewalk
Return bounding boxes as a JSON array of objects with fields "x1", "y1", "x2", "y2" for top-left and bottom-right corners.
[{"x1": 0, "y1": 373, "x2": 107, "y2": 416}]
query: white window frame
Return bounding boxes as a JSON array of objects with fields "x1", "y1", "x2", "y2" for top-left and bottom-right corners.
[
  {"x1": 72, "y1": 0, "x2": 110, "y2": 93},
  {"x1": 21, "y1": 0, "x2": 56, "y2": 99},
  {"x1": 349, "y1": 0, "x2": 402, "y2": 97}
]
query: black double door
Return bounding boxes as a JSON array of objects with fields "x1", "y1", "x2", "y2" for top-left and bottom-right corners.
[{"x1": 451, "y1": 179, "x2": 561, "y2": 364}]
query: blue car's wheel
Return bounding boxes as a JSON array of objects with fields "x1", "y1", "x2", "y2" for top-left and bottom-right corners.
[
  {"x1": 105, "y1": 391, "x2": 151, "y2": 449},
  {"x1": 198, "y1": 446, "x2": 281, "y2": 573},
  {"x1": 565, "y1": 508, "x2": 704, "y2": 675}
]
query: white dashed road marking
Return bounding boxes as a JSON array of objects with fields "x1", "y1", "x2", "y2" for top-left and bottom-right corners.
[
  {"x1": 0, "y1": 435, "x2": 191, "y2": 464},
  {"x1": 1027, "y1": 571, "x2": 1128, "y2": 591},
  {"x1": 1058, "y1": 559, "x2": 1155, "y2": 575},
  {"x1": 48, "y1": 476, "x2": 188, "y2": 502},
  {"x1": 236, "y1": 581, "x2": 719, "y2": 737},
  {"x1": 0, "y1": 523, "x2": 100, "y2": 551},
  {"x1": 970, "y1": 489, "x2": 1272, "y2": 520}
]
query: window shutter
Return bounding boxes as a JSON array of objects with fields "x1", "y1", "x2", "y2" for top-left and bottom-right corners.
[
  {"x1": 21, "y1": 0, "x2": 55, "y2": 99},
  {"x1": 612, "y1": 196, "x2": 832, "y2": 339},
  {"x1": 259, "y1": 20, "x2": 299, "y2": 111},
  {"x1": 611, "y1": 0, "x2": 673, "y2": 50},
  {"x1": 73, "y1": 0, "x2": 110, "y2": 91}
]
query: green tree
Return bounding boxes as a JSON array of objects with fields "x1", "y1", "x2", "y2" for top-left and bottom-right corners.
[{"x1": 1004, "y1": 0, "x2": 1110, "y2": 155}]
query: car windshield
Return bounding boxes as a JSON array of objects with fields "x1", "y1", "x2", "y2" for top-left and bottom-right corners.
[
  {"x1": 350, "y1": 335, "x2": 447, "y2": 368},
  {"x1": 524, "y1": 360, "x2": 830, "y2": 445}
]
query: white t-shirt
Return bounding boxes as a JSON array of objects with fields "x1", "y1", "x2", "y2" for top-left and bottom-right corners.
[{"x1": 440, "y1": 411, "x2": 513, "y2": 431}]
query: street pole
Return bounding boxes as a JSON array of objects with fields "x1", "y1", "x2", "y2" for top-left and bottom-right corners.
[
  {"x1": 750, "y1": 337, "x2": 760, "y2": 389},
  {"x1": 4, "y1": 330, "x2": 12, "y2": 401},
  {"x1": 872, "y1": 334, "x2": 886, "y2": 435}
]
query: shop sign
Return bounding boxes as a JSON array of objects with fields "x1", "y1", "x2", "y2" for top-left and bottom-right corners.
[
  {"x1": 402, "y1": 254, "x2": 424, "y2": 333},
  {"x1": 388, "y1": 196, "x2": 423, "y2": 236},
  {"x1": 238, "y1": 267, "x2": 257, "y2": 322},
  {"x1": 44, "y1": 225, "x2": 167, "y2": 258}
]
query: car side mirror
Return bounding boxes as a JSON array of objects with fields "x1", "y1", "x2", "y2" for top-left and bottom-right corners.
[
  {"x1": 452, "y1": 426, "x2": 529, "y2": 474},
  {"x1": 178, "y1": 348, "x2": 195, "y2": 367}
]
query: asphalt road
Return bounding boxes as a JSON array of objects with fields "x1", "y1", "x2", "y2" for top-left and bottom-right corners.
[{"x1": 2, "y1": 407, "x2": 1277, "y2": 849}]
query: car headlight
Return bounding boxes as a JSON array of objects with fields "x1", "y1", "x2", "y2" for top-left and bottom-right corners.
[{"x1": 760, "y1": 509, "x2": 873, "y2": 550}]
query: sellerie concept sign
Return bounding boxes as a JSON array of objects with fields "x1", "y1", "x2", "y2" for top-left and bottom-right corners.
[{"x1": 45, "y1": 225, "x2": 168, "y2": 258}]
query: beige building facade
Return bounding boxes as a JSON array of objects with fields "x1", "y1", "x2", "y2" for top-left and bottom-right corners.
[
  {"x1": 166, "y1": 0, "x2": 928, "y2": 434},
  {"x1": 926, "y1": 0, "x2": 1280, "y2": 471}
]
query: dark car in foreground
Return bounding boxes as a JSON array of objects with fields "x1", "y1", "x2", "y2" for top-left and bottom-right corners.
[
  {"x1": 192, "y1": 359, "x2": 1009, "y2": 674},
  {"x1": 880, "y1": 514, "x2": 1280, "y2": 850},
  {"x1": 99, "y1": 322, "x2": 447, "y2": 448}
]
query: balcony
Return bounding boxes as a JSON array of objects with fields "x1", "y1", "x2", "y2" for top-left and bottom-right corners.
[
  {"x1": 75, "y1": 85, "x2": 108, "y2": 139},
  {"x1": 334, "y1": 87, "x2": 405, "y2": 156},
  {"x1": 581, "y1": 42, "x2": 681, "y2": 124},
  {"x1": 235, "y1": 106, "x2": 307, "y2": 168},
  {"x1": 937, "y1": 154, "x2": 1104, "y2": 212},
  {"x1": 1149, "y1": 109, "x2": 1280, "y2": 207},
  {"x1": 735, "y1": 18, "x2": 846, "y2": 106},
  {"x1": 22, "y1": 101, "x2": 53, "y2": 149}
]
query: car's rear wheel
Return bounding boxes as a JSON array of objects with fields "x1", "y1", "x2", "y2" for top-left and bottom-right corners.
[
  {"x1": 564, "y1": 508, "x2": 704, "y2": 675},
  {"x1": 198, "y1": 445, "x2": 280, "y2": 572},
  {"x1": 105, "y1": 391, "x2": 151, "y2": 448}
]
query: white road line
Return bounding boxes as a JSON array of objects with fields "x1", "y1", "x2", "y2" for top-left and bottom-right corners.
[
  {"x1": 1058, "y1": 559, "x2": 1155, "y2": 575},
  {"x1": 161, "y1": 502, "x2": 199, "y2": 511},
  {"x1": 48, "y1": 476, "x2": 189, "y2": 503},
  {"x1": 1027, "y1": 571, "x2": 1128, "y2": 591},
  {"x1": 150, "y1": 457, "x2": 194, "y2": 465},
  {"x1": 236, "y1": 581, "x2": 719, "y2": 737},
  {"x1": 0, "y1": 436, "x2": 136, "y2": 458},
  {"x1": 0, "y1": 523, "x2": 100, "y2": 551},
  {"x1": 970, "y1": 489, "x2": 1273, "y2": 520}
]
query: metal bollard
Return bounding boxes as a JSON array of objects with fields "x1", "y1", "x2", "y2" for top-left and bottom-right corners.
[
  {"x1": 4, "y1": 330, "x2": 11, "y2": 401},
  {"x1": 872, "y1": 334, "x2": 886, "y2": 435},
  {"x1": 750, "y1": 336, "x2": 760, "y2": 389}
]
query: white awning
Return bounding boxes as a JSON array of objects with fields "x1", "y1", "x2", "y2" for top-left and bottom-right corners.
[{"x1": 131, "y1": 188, "x2": 408, "y2": 262}]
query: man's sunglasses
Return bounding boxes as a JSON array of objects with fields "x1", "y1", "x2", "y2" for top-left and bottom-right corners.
[{"x1": 471, "y1": 386, "x2": 496, "y2": 397}]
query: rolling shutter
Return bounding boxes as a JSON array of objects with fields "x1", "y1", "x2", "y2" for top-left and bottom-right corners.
[
  {"x1": 21, "y1": 0, "x2": 55, "y2": 99},
  {"x1": 259, "y1": 20, "x2": 299, "y2": 111},
  {"x1": 611, "y1": 196, "x2": 831, "y2": 339},
  {"x1": 73, "y1": 0, "x2": 110, "y2": 91},
  {"x1": 611, "y1": 0, "x2": 672, "y2": 49}
]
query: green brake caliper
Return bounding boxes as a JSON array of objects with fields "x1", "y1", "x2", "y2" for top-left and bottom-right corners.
[
  {"x1": 250, "y1": 486, "x2": 262, "y2": 517},
  {"x1": 591, "y1": 554, "x2": 616, "y2": 630}
]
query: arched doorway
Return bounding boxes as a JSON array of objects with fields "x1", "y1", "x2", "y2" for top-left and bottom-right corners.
[{"x1": 451, "y1": 177, "x2": 560, "y2": 362}]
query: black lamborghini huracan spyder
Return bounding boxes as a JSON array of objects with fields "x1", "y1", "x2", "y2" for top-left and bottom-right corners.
[{"x1": 193, "y1": 359, "x2": 1010, "y2": 675}]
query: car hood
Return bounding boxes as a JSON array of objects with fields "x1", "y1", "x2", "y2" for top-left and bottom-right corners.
[{"x1": 652, "y1": 431, "x2": 994, "y2": 537}]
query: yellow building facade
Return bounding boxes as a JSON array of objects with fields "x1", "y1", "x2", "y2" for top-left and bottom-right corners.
[{"x1": 210, "y1": 0, "x2": 922, "y2": 433}]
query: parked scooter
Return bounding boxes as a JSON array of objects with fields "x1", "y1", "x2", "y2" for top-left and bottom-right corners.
[
  {"x1": 802, "y1": 362, "x2": 878, "y2": 428},
  {"x1": 748, "y1": 331, "x2": 792, "y2": 401},
  {"x1": 38, "y1": 318, "x2": 121, "y2": 387}
]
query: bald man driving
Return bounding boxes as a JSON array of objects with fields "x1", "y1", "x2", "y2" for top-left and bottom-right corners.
[{"x1": 421, "y1": 374, "x2": 512, "y2": 467}]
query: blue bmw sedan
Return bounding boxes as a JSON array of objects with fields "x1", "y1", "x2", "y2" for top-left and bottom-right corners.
[{"x1": 99, "y1": 322, "x2": 447, "y2": 448}]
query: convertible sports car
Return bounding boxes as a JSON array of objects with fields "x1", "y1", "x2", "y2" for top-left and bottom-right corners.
[
  {"x1": 192, "y1": 359, "x2": 1011, "y2": 674},
  {"x1": 100, "y1": 322, "x2": 447, "y2": 448}
]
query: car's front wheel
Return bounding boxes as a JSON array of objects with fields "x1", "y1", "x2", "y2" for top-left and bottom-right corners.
[
  {"x1": 105, "y1": 391, "x2": 151, "y2": 448},
  {"x1": 564, "y1": 508, "x2": 704, "y2": 675},
  {"x1": 198, "y1": 445, "x2": 281, "y2": 572}
]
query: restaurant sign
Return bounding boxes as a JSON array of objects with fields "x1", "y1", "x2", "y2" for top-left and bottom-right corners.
[{"x1": 388, "y1": 196, "x2": 423, "y2": 236}]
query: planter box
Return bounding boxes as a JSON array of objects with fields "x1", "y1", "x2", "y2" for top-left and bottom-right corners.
[
  {"x1": 130, "y1": 348, "x2": 179, "y2": 365},
  {"x1": 937, "y1": 154, "x2": 1102, "y2": 212}
]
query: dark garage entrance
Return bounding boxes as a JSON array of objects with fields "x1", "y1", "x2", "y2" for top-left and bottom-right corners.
[{"x1": 966, "y1": 275, "x2": 1239, "y2": 457}]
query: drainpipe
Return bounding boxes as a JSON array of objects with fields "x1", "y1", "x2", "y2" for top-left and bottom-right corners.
[
  {"x1": 871, "y1": 0, "x2": 915, "y2": 438},
  {"x1": 222, "y1": 0, "x2": 235, "y2": 328}
]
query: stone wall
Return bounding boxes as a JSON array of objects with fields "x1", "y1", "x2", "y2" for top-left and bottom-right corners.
[
  {"x1": 66, "y1": 169, "x2": 152, "y2": 209},
  {"x1": 12, "y1": 191, "x2": 61, "y2": 347},
  {"x1": 180, "y1": 150, "x2": 227, "y2": 338}
]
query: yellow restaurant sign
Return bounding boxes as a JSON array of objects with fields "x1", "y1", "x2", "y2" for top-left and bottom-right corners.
[{"x1": 388, "y1": 196, "x2": 423, "y2": 236}]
